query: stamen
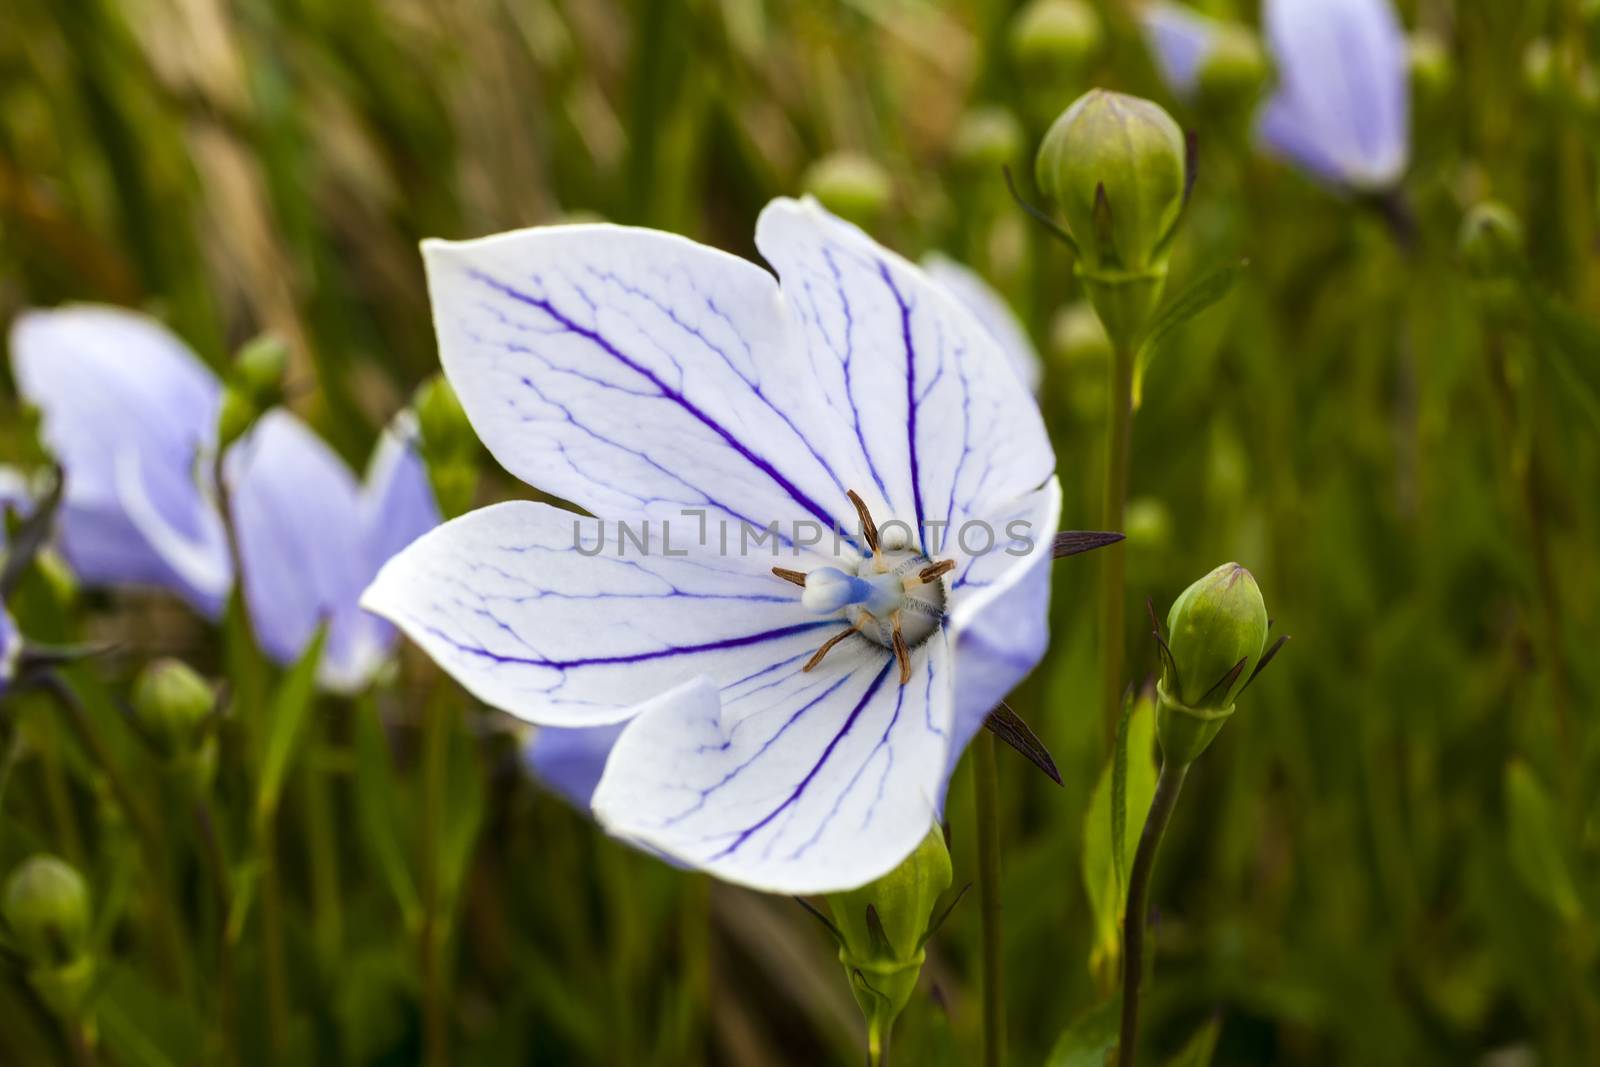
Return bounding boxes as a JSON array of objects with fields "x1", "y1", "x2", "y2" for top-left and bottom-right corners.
[
  {"x1": 771, "y1": 566, "x2": 808, "y2": 587},
  {"x1": 803, "y1": 623, "x2": 861, "y2": 673},
  {"x1": 846, "y1": 490, "x2": 880, "y2": 553},
  {"x1": 891, "y1": 615, "x2": 912, "y2": 686},
  {"x1": 917, "y1": 560, "x2": 956, "y2": 584}
]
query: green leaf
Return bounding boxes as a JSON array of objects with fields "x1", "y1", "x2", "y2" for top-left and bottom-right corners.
[
  {"x1": 1162, "y1": 1016, "x2": 1223, "y2": 1067},
  {"x1": 95, "y1": 963, "x2": 205, "y2": 1067},
  {"x1": 1505, "y1": 760, "x2": 1582, "y2": 924},
  {"x1": 438, "y1": 709, "x2": 486, "y2": 911},
  {"x1": 1082, "y1": 690, "x2": 1159, "y2": 981},
  {"x1": 1046, "y1": 996, "x2": 1119, "y2": 1067},
  {"x1": 1134, "y1": 260, "x2": 1246, "y2": 407},
  {"x1": 353, "y1": 697, "x2": 422, "y2": 930},
  {"x1": 1521, "y1": 285, "x2": 1600, "y2": 430},
  {"x1": 254, "y1": 625, "x2": 327, "y2": 823}
]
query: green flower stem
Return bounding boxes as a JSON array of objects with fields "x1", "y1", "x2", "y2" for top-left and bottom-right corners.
[
  {"x1": 420, "y1": 687, "x2": 450, "y2": 1067},
  {"x1": 1099, "y1": 338, "x2": 1136, "y2": 739},
  {"x1": 1119, "y1": 758, "x2": 1189, "y2": 1067},
  {"x1": 973, "y1": 729, "x2": 1005, "y2": 1067},
  {"x1": 193, "y1": 801, "x2": 239, "y2": 1067},
  {"x1": 302, "y1": 713, "x2": 344, "y2": 975},
  {"x1": 871, "y1": 1018, "x2": 892, "y2": 1067}
]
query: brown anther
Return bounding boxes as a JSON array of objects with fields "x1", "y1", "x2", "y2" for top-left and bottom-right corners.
[
  {"x1": 772, "y1": 566, "x2": 808, "y2": 587},
  {"x1": 917, "y1": 560, "x2": 956, "y2": 584},
  {"x1": 891, "y1": 616, "x2": 912, "y2": 686},
  {"x1": 803, "y1": 623, "x2": 861, "y2": 673},
  {"x1": 846, "y1": 490, "x2": 880, "y2": 553}
]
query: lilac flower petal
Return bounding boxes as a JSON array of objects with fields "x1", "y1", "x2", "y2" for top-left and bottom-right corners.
[
  {"x1": 755, "y1": 198, "x2": 1054, "y2": 541},
  {"x1": 1260, "y1": 0, "x2": 1409, "y2": 189},
  {"x1": 0, "y1": 606, "x2": 18, "y2": 693},
  {"x1": 1142, "y1": 1, "x2": 1222, "y2": 97},
  {"x1": 360, "y1": 412, "x2": 440, "y2": 587},
  {"x1": 229, "y1": 410, "x2": 386, "y2": 693},
  {"x1": 592, "y1": 633, "x2": 954, "y2": 893},
  {"x1": 921, "y1": 253, "x2": 1042, "y2": 393},
  {"x1": 524, "y1": 722, "x2": 628, "y2": 808},
  {"x1": 361, "y1": 500, "x2": 849, "y2": 726},
  {"x1": 422, "y1": 224, "x2": 874, "y2": 562},
  {"x1": 8, "y1": 306, "x2": 231, "y2": 615},
  {"x1": 942, "y1": 478, "x2": 1062, "y2": 785}
]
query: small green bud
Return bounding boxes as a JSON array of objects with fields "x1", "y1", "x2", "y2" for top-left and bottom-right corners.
[
  {"x1": 1196, "y1": 26, "x2": 1269, "y2": 111},
  {"x1": 3, "y1": 856, "x2": 90, "y2": 966},
  {"x1": 216, "y1": 385, "x2": 256, "y2": 452},
  {"x1": 952, "y1": 106, "x2": 1024, "y2": 171},
  {"x1": 232, "y1": 334, "x2": 289, "y2": 406},
  {"x1": 1123, "y1": 496, "x2": 1173, "y2": 553},
  {"x1": 1458, "y1": 201, "x2": 1525, "y2": 283},
  {"x1": 132, "y1": 658, "x2": 215, "y2": 759},
  {"x1": 1036, "y1": 89, "x2": 1188, "y2": 349},
  {"x1": 803, "y1": 153, "x2": 893, "y2": 225},
  {"x1": 1156, "y1": 562, "x2": 1269, "y2": 764},
  {"x1": 413, "y1": 375, "x2": 476, "y2": 465},
  {"x1": 1408, "y1": 31, "x2": 1453, "y2": 103},
  {"x1": 1010, "y1": 0, "x2": 1103, "y2": 71},
  {"x1": 824, "y1": 829, "x2": 953, "y2": 1060}
]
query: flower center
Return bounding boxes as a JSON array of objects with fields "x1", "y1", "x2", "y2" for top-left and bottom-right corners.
[{"x1": 772, "y1": 491, "x2": 953, "y2": 686}]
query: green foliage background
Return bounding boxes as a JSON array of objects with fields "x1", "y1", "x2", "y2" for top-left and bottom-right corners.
[{"x1": 0, "y1": 0, "x2": 1596, "y2": 1063}]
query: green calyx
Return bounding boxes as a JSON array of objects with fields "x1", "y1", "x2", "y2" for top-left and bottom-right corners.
[
  {"x1": 1036, "y1": 89, "x2": 1188, "y2": 350},
  {"x1": 821, "y1": 828, "x2": 954, "y2": 1058},
  {"x1": 1155, "y1": 562, "x2": 1270, "y2": 764}
]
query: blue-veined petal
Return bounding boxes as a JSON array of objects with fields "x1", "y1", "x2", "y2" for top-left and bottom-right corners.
[
  {"x1": 229, "y1": 410, "x2": 386, "y2": 693},
  {"x1": 755, "y1": 198, "x2": 1054, "y2": 544},
  {"x1": 423, "y1": 224, "x2": 873, "y2": 562},
  {"x1": 942, "y1": 478, "x2": 1062, "y2": 783},
  {"x1": 8, "y1": 305, "x2": 231, "y2": 615},
  {"x1": 921, "y1": 253, "x2": 1042, "y2": 393},
  {"x1": 1141, "y1": 1, "x2": 1223, "y2": 97},
  {"x1": 361, "y1": 500, "x2": 844, "y2": 726},
  {"x1": 524, "y1": 722, "x2": 628, "y2": 808},
  {"x1": 592, "y1": 631, "x2": 954, "y2": 893},
  {"x1": 1259, "y1": 0, "x2": 1409, "y2": 190}
]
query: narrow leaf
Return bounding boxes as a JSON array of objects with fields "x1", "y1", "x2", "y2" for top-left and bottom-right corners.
[
  {"x1": 353, "y1": 697, "x2": 421, "y2": 930},
  {"x1": 1505, "y1": 760, "x2": 1582, "y2": 923},
  {"x1": 254, "y1": 625, "x2": 327, "y2": 823},
  {"x1": 1134, "y1": 260, "x2": 1246, "y2": 407}
]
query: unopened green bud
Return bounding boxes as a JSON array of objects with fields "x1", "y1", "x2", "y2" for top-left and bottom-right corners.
[
  {"x1": 1459, "y1": 201, "x2": 1525, "y2": 282},
  {"x1": 803, "y1": 153, "x2": 893, "y2": 225},
  {"x1": 132, "y1": 658, "x2": 215, "y2": 759},
  {"x1": 232, "y1": 334, "x2": 289, "y2": 406},
  {"x1": 1010, "y1": 0, "x2": 1103, "y2": 71},
  {"x1": 1196, "y1": 26, "x2": 1269, "y2": 110},
  {"x1": 216, "y1": 385, "x2": 256, "y2": 452},
  {"x1": 1037, "y1": 90, "x2": 1187, "y2": 349},
  {"x1": 1408, "y1": 31, "x2": 1453, "y2": 103},
  {"x1": 1124, "y1": 496, "x2": 1173, "y2": 553},
  {"x1": 825, "y1": 829, "x2": 953, "y2": 1061},
  {"x1": 3, "y1": 856, "x2": 90, "y2": 966},
  {"x1": 1156, "y1": 562, "x2": 1269, "y2": 764},
  {"x1": 413, "y1": 375, "x2": 475, "y2": 465},
  {"x1": 952, "y1": 106, "x2": 1024, "y2": 171}
]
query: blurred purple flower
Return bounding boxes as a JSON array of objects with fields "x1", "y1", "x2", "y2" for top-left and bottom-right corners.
[
  {"x1": 1257, "y1": 0, "x2": 1410, "y2": 190},
  {"x1": 0, "y1": 606, "x2": 17, "y2": 695},
  {"x1": 228, "y1": 409, "x2": 438, "y2": 693},
  {"x1": 524, "y1": 723, "x2": 629, "y2": 809},
  {"x1": 9, "y1": 306, "x2": 232, "y2": 616},
  {"x1": 1140, "y1": 1, "x2": 1225, "y2": 98}
]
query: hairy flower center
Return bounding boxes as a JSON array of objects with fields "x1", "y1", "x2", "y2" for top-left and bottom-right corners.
[{"x1": 771, "y1": 491, "x2": 953, "y2": 685}]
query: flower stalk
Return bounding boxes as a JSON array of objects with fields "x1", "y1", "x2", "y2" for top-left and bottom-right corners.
[
  {"x1": 974, "y1": 729, "x2": 1006, "y2": 1067},
  {"x1": 1117, "y1": 758, "x2": 1187, "y2": 1066}
]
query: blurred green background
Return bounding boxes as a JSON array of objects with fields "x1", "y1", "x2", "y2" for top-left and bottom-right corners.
[{"x1": 1, "y1": 0, "x2": 1597, "y2": 1064}]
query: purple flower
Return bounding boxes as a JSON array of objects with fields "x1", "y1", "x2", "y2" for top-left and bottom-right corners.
[
  {"x1": 363, "y1": 198, "x2": 1060, "y2": 892},
  {"x1": 0, "y1": 606, "x2": 17, "y2": 695},
  {"x1": 9, "y1": 306, "x2": 232, "y2": 616},
  {"x1": 1257, "y1": 0, "x2": 1410, "y2": 190},
  {"x1": 1141, "y1": 1, "x2": 1226, "y2": 98},
  {"x1": 228, "y1": 409, "x2": 438, "y2": 693}
]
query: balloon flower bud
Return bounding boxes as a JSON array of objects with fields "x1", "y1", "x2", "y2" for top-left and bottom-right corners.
[
  {"x1": 1408, "y1": 31, "x2": 1454, "y2": 104},
  {"x1": 4, "y1": 856, "x2": 90, "y2": 966},
  {"x1": 1154, "y1": 563, "x2": 1271, "y2": 765},
  {"x1": 414, "y1": 374, "x2": 479, "y2": 519},
  {"x1": 1036, "y1": 89, "x2": 1189, "y2": 350},
  {"x1": 952, "y1": 106, "x2": 1024, "y2": 171},
  {"x1": 216, "y1": 385, "x2": 256, "y2": 453},
  {"x1": 803, "y1": 153, "x2": 893, "y2": 226},
  {"x1": 1196, "y1": 25, "x2": 1270, "y2": 111},
  {"x1": 232, "y1": 334, "x2": 290, "y2": 407},
  {"x1": 1010, "y1": 0, "x2": 1103, "y2": 73},
  {"x1": 823, "y1": 828, "x2": 954, "y2": 1063},
  {"x1": 1459, "y1": 201, "x2": 1525, "y2": 283},
  {"x1": 132, "y1": 658, "x2": 215, "y2": 760}
]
